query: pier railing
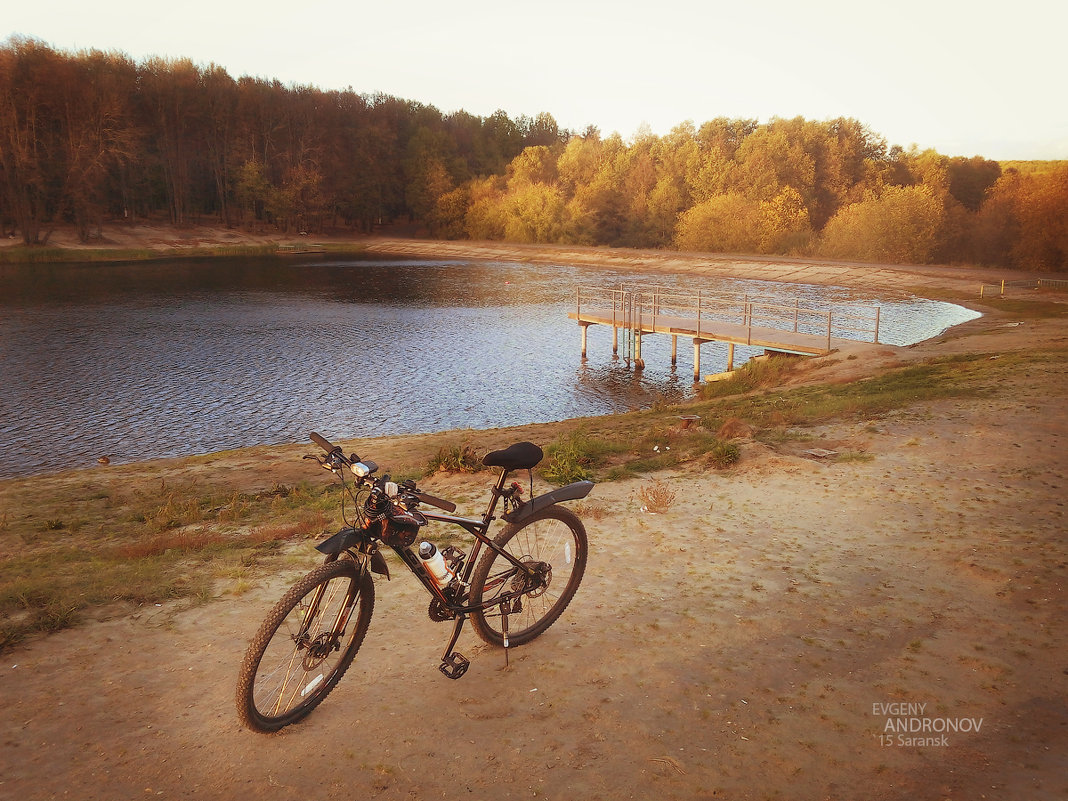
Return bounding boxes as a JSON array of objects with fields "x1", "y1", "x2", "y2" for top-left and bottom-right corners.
[{"x1": 575, "y1": 285, "x2": 882, "y2": 350}]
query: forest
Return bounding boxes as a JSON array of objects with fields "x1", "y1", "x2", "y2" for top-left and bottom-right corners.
[{"x1": 2, "y1": 37, "x2": 1066, "y2": 270}]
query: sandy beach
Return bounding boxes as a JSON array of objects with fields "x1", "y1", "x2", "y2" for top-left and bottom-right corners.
[{"x1": 1, "y1": 231, "x2": 1066, "y2": 800}]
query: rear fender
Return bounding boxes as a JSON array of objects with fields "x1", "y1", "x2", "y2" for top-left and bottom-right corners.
[{"x1": 502, "y1": 480, "x2": 594, "y2": 525}]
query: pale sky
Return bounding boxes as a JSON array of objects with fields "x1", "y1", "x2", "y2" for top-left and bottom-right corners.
[{"x1": 5, "y1": 0, "x2": 1065, "y2": 160}]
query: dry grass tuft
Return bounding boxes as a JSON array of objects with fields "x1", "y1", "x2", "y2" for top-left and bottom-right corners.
[
  {"x1": 717, "y1": 417, "x2": 756, "y2": 440},
  {"x1": 639, "y1": 480, "x2": 676, "y2": 513}
]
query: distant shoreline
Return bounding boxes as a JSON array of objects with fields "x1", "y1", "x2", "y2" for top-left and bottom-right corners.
[{"x1": 4, "y1": 222, "x2": 1062, "y2": 300}]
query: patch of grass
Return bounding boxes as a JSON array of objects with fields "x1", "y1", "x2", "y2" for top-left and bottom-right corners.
[
  {"x1": 425, "y1": 442, "x2": 482, "y2": 474},
  {"x1": 542, "y1": 433, "x2": 595, "y2": 484},
  {"x1": 0, "y1": 516, "x2": 324, "y2": 650},
  {"x1": 698, "y1": 354, "x2": 801, "y2": 400},
  {"x1": 707, "y1": 440, "x2": 742, "y2": 469},
  {"x1": 0, "y1": 243, "x2": 281, "y2": 264},
  {"x1": 981, "y1": 297, "x2": 1068, "y2": 319},
  {"x1": 0, "y1": 468, "x2": 337, "y2": 650},
  {"x1": 834, "y1": 451, "x2": 874, "y2": 464}
]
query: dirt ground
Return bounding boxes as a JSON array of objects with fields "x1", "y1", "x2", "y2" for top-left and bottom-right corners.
[{"x1": 1, "y1": 233, "x2": 1067, "y2": 800}]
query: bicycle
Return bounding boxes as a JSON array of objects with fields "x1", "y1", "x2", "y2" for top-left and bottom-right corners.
[{"x1": 236, "y1": 432, "x2": 592, "y2": 733}]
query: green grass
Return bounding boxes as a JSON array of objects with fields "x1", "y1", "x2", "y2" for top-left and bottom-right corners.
[
  {"x1": 0, "y1": 243, "x2": 284, "y2": 264},
  {"x1": 980, "y1": 297, "x2": 1068, "y2": 319},
  {"x1": 541, "y1": 430, "x2": 627, "y2": 484},
  {"x1": 0, "y1": 240, "x2": 378, "y2": 265},
  {"x1": 698, "y1": 354, "x2": 800, "y2": 400},
  {"x1": 542, "y1": 349, "x2": 1065, "y2": 481},
  {"x1": 424, "y1": 441, "x2": 483, "y2": 474}
]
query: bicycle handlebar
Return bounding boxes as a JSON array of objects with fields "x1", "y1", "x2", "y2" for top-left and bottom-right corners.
[
  {"x1": 413, "y1": 492, "x2": 457, "y2": 514},
  {"x1": 310, "y1": 431, "x2": 339, "y2": 454},
  {"x1": 309, "y1": 431, "x2": 457, "y2": 513}
]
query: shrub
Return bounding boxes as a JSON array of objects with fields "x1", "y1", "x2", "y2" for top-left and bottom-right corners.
[
  {"x1": 541, "y1": 431, "x2": 612, "y2": 485},
  {"x1": 425, "y1": 442, "x2": 482, "y2": 474},
  {"x1": 541, "y1": 438, "x2": 593, "y2": 485},
  {"x1": 707, "y1": 440, "x2": 741, "y2": 469}
]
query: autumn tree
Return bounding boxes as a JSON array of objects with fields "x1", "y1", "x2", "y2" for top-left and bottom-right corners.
[
  {"x1": 0, "y1": 38, "x2": 66, "y2": 244},
  {"x1": 975, "y1": 166, "x2": 1068, "y2": 270},
  {"x1": 819, "y1": 184, "x2": 945, "y2": 263},
  {"x1": 674, "y1": 193, "x2": 762, "y2": 253}
]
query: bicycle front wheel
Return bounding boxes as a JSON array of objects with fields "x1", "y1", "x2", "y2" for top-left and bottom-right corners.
[
  {"x1": 469, "y1": 505, "x2": 587, "y2": 648},
  {"x1": 236, "y1": 559, "x2": 374, "y2": 733}
]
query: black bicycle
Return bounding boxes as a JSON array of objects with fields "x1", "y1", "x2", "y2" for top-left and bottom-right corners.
[{"x1": 236, "y1": 432, "x2": 592, "y2": 733}]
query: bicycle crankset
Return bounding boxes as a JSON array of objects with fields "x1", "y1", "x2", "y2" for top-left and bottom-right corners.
[{"x1": 428, "y1": 597, "x2": 455, "y2": 622}]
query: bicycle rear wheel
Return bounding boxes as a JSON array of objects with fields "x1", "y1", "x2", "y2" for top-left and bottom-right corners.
[
  {"x1": 236, "y1": 559, "x2": 374, "y2": 733},
  {"x1": 469, "y1": 505, "x2": 587, "y2": 647}
]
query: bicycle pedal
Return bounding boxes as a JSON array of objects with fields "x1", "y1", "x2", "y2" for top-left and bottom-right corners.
[{"x1": 439, "y1": 653, "x2": 470, "y2": 680}]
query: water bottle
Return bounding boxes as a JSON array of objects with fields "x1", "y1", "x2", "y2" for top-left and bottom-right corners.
[{"x1": 418, "y1": 541, "x2": 454, "y2": 587}]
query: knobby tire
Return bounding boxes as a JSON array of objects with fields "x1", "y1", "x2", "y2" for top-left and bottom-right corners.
[
  {"x1": 236, "y1": 559, "x2": 374, "y2": 733},
  {"x1": 469, "y1": 505, "x2": 587, "y2": 647}
]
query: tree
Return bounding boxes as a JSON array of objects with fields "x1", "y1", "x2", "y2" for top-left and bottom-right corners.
[
  {"x1": 57, "y1": 50, "x2": 142, "y2": 240},
  {"x1": 819, "y1": 184, "x2": 945, "y2": 263},
  {"x1": 0, "y1": 37, "x2": 66, "y2": 244},
  {"x1": 201, "y1": 64, "x2": 238, "y2": 225},
  {"x1": 139, "y1": 57, "x2": 206, "y2": 225},
  {"x1": 502, "y1": 182, "x2": 566, "y2": 243},
  {"x1": 1008, "y1": 165, "x2": 1068, "y2": 270},
  {"x1": 732, "y1": 123, "x2": 816, "y2": 203},
  {"x1": 946, "y1": 156, "x2": 1001, "y2": 212},
  {"x1": 759, "y1": 186, "x2": 812, "y2": 253},
  {"x1": 507, "y1": 145, "x2": 558, "y2": 186},
  {"x1": 431, "y1": 185, "x2": 469, "y2": 239},
  {"x1": 234, "y1": 160, "x2": 270, "y2": 225},
  {"x1": 464, "y1": 175, "x2": 508, "y2": 240},
  {"x1": 674, "y1": 193, "x2": 762, "y2": 253}
]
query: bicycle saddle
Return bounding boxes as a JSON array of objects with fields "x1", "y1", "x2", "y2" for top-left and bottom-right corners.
[{"x1": 482, "y1": 441, "x2": 543, "y2": 470}]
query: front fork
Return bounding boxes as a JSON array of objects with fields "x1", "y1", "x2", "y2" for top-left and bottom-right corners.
[{"x1": 302, "y1": 550, "x2": 368, "y2": 648}]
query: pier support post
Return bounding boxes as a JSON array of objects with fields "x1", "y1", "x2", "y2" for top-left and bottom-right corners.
[
  {"x1": 580, "y1": 323, "x2": 589, "y2": 359},
  {"x1": 726, "y1": 343, "x2": 735, "y2": 372},
  {"x1": 612, "y1": 325, "x2": 618, "y2": 355},
  {"x1": 634, "y1": 329, "x2": 644, "y2": 369},
  {"x1": 693, "y1": 339, "x2": 702, "y2": 383},
  {"x1": 671, "y1": 335, "x2": 678, "y2": 366}
]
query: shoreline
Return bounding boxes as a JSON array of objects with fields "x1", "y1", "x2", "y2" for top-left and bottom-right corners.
[{"x1": 4, "y1": 222, "x2": 1066, "y2": 300}]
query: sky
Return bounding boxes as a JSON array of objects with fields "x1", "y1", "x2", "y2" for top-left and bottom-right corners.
[{"x1": 4, "y1": 0, "x2": 1065, "y2": 161}]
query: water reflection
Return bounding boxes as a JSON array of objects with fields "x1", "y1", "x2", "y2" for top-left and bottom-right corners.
[{"x1": 0, "y1": 257, "x2": 979, "y2": 478}]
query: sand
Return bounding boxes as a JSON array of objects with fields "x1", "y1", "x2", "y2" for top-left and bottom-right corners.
[{"x1": 1, "y1": 229, "x2": 1066, "y2": 800}]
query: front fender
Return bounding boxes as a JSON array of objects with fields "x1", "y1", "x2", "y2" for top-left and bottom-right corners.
[
  {"x1": 502, "y1": 480, "x2": 594, "y2": 525},
  {"x1": 314, "y1": 527, "x2": 390, "y2": 578}
]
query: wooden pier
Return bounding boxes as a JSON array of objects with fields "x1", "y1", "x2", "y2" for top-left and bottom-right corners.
[{"x1": 569, "y1": 285, "x2": 881, "y2": 382}]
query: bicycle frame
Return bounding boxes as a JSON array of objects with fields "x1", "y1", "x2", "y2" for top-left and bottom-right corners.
[{"x1": 326, "y1": 465, "x2": 536, "y2": 678}]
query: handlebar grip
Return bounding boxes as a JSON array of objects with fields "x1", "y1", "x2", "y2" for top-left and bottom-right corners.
[
  {"x1": 415, "y1": 492, "x2": 457, "y2": 513},
  {"x1": 310, "y1": 431, "x2": 339, "y2": 454}
]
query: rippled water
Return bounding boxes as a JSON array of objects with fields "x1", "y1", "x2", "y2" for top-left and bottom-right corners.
[{"x1": 0, "y1": 257, "x2": 979, "y2": 478}]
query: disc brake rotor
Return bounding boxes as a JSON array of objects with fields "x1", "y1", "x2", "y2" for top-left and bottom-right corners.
[{"x1": 301, "y1": 632, "x2": 337, "y2": 669}]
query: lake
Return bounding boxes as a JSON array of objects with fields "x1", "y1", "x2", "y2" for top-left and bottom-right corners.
[{"x1": 0, "y1": 256, "x2": 980, "y2": 479}]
